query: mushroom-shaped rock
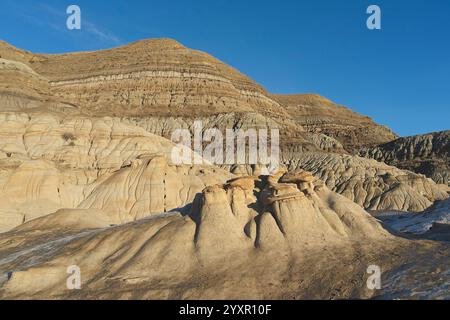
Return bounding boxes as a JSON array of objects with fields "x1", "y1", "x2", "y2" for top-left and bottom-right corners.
[
  {"x1": 261, "y1": 183, "x2": 305, "y2": 206},
  {"x1": 280, "y1": 169, "x2": 316, "y2": 184},
  {"x1": 267, "y1": 168, "x2": 288, "y2": 185},
  {"x1": 280, "y1": 169, "x2": 316, "y2": 194},
  {"x1": 194, "y1": 184, "x2": 254, "y2": 264},
  {"x1": 225, "y1": 176, "x2": 258, "y2": 191}
]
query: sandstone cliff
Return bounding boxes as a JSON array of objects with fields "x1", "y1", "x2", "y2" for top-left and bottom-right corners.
[
  {"x1": 0, "y1": 38, "x2": 449, "y2": 300},
  {"x1": 0, "y1": 39, "x2": 448, "y2": 228}
]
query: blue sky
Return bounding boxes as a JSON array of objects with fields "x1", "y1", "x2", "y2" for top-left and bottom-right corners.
[{"x1": 1, "y1": 0, "x2": 449, "y2": 136}]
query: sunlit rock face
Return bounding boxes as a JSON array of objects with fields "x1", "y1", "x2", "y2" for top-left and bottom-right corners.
[
  {"x1": 0, "y1": 39, "x2": 449, "y2": 300},
  {"x1": 0, "y1": 112, "x2": 232, "y2": 232},
  {"x1": 0, "y1": 171, "x2": 395, "y2": 299},
  {"x1": 271, "y1": 93, "x2": 398, "y2": 152},
  {"x1": 0, "y1": 39, "x2": 397, "y2": 154}
]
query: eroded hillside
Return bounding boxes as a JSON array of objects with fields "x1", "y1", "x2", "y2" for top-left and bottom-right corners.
[
  {"x1": 0, "y1": 39, "x2": 449, "y2": 300},
  {"x1": 360, "y1": 131, "x2": 450, "y2": 185}
]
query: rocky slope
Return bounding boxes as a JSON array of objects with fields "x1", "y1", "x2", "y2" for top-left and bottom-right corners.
[
  {"x1": 360, "y1": 131, "x2": 450, "y2": 185},
  {"x1": 0, "y1": 112, "x2": 445, "y2": 231},
  {"x1": 0, "y1": 39, "x2": 396, "y2": 153},
  {"x1": 0, "y1": 39, "x2": 448, "y2": 226},
  {"x1": 375, "y1": 198, "x2": 450, "y2": 237},
  {"x1": 282, "y1": 152, "x2": 448, "y2": 212},
  {"x1": 0, "y1": 38, "x2": 449, "y2": 300},
  {"x1": 0, "y1": 170, "x2": 403, "y2": 299},
  {"x1": 272, "y1": 94, "x2": 398, "y2": 152},
  {"x1": 0, "y1": 112, "x2": 232, "y2": 232}
]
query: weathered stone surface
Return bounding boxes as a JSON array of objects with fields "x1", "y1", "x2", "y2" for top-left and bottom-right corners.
[
  {"x1": 284, "y1": 152, "x2": 449, "y2": 212},
  {"x1": 272, "y1": 93, "x2": 398, "y2": 152},
  {"x1": 360, "y1": 131, "x2": 450, "y2": 185},
  {"x1": 0, "y1": 40, "x2": 395, "y2": 154},
  {"x1": 0, "y1": 171, "x2": 395, "y2": 299},
  {"x1": 1, "y1": 39, "x2": 447, "y2": 220},
  {"x1": 0, "y1": 38, "x2": 448, "y2": 300},
  {"x1": 0, "y1": 112, "x2": 231, "y2": 231},
  {"x1": 78, "y1": 155, "x2": 231, "y2": 224}
]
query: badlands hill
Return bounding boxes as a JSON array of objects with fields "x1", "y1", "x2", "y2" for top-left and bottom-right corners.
[
  {"x1": 0, "y1": 39, "x2": 448, "y2": 229},
  {"x1": 0, "y1": 39, "x2": 396, "y2": 152},
  {"x1": 271, "y1": 94, "x2": 397, "y2": 152},
  {"x1": 0, "y1": 39, "x2": 449, "y2": 299},
  {"x1": 360, "y1": 130, "x2": 450, "y2": 185},
  {"x1": 0, "y1": 112, "x2": 233, "y2": 232},
  {"x1": 0, "y1": 110, "x2": 445, "y2": 232}
]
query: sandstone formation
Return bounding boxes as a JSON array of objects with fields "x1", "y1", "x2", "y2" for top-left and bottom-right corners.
[
  {"x1": 0, "y1": 112, "x2": 231, "y2": 232},
  {"x1": 360, "y1": 130, "x2": 450, "y2": 185},
  {"x1": 0, "y1": 39, "x2": 448, "y2": 225},
  {"x1": 0, "y1": 39, "x2": 395, "y2": 154},
  {"x1": 0, "y1": 38, "x2": 449, "y2": 300},
  {"x1": 272, "y1": 94, "x2": 398, "y2": 152},
  {"x1": 0, "y1": 171, "x2": 397, "y2": 299},
  {"x1": 77, "y1": 155, "x2": 232, "y2": 224},
  {"x1": 283, "y1": 152, "x2": 449, "y2": 212}
]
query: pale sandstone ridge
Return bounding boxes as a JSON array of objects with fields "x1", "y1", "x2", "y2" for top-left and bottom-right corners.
[
  {"x1": 0, "y1": 41, "x2": 35, "y2": 64},
  {"x1": 360, "y1": 130, "x2": 450, "y2": 185},
  {"x1": 0, "y1": 58, "x2": 55, "y2": 113},
  {"x1": 0, "y1": 170, "x2": 394, "y2": 299},
  {"x1": 236, "y1": 150, "x2": 449, "y2": 212},
  {"x1": 0, "y1": 112, "x2": 231, "y2": 232},
  {"x1": 78, "y1": 155, "x2": 232, "y2": 224}
]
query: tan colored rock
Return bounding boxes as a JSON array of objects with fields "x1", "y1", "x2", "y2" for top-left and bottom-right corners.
[
  {"x1": 360, "y1": 130, "x2": 450, "y2": 185},
  {"x1": 1, "y1": 39, "x2": 394, "y2": 155},
  {"x1": 280, "y1": 169, "x2": 316, "y2": 183},
  {"x1": 266, "y1": 168, "x2": 288, "y2": 185},
  {"x1": 272, "y1": 93, "x2": 398, "y2": 152},
  {"x1": 0, "y1": 38, "x2": 448, "y2": 300},
  {"x1": 78, "y1": 155, "x2": 231, "y2": 224},
  {"x1": 0, "y1": 170, "x2": 396, "y2": 299},
  {"x1": 0, "y1": 113, "x2": 232, "y2": 230},
  {"x1": 285, "y1": 152, "x2": 448, "y2": 212},
  {"x1": 225, "y1": 176, "x2": 258, "y2": 191}
]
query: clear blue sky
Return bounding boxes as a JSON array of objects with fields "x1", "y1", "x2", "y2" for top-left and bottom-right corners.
[{"x1": 1, "y1": 0, "x2": 449, "y2": 136}]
